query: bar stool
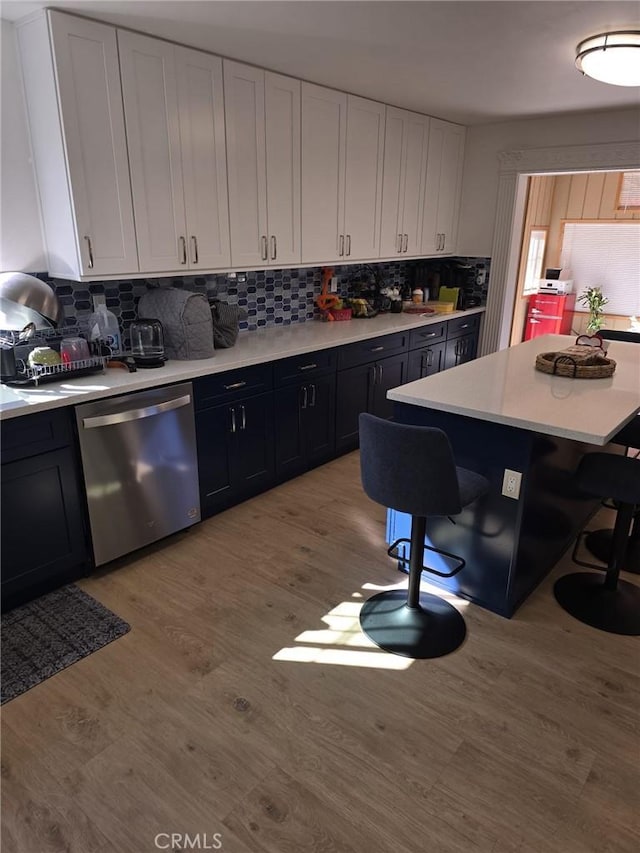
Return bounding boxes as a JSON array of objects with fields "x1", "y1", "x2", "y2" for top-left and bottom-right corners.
[
  {"x1": 358, "y1": 413, "x2": 489, "y2": 659},
  {"x1": 585, "y1": 417, "x2": 640, "y2": 573},
  {"x1": 554, "y1": 452, "x2": 640, "y2": 635}
]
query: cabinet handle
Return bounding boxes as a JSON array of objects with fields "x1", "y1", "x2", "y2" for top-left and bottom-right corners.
[
  {"x1": 240, "y1": 404, "x2": 246, "y2": 431},
  {"x1": 301, "y1": 386, "x2": 308, "y2": 409},
  {"x1": 223, "y1": 380, "x2": 247, "y2": 390},
  {"x1": 442, "y1": 233, "x2": 446, "y2": 251},
  {"x1": 191, "y1": 235, "x2": 199, "y2": 264},
  {"x1": 179, "y1": 236, "x2": 187, "y2": 264},
  {"x1": 370, "y1": 345, "x2": 384, "y2": 352},
  {"x1": 298, "y1": 363, "x2": 317, "y2": 372},
  {"x1": 403, "y1": 233, "x2": 408, "y2": 253},
  {"x1": 397, "y1": 234, "x2": 403, "y2": 253},
  {"x1": 424, "y1": 331, "x2": 437, "y2": 338},
  {"x1": 378, "y1": 363, "x2": 384, "y2": 383},
  {"x1": 261, "y1": 235, "x2": 268, "y2": 261},
  {"x1": 230, "y1": 407, "x2": 237, "y2": 433},
  {"x1": 309, "y1": 383, "x2": 316, "y2": 408},
  {"x1": 339, "y1": 235, "x2": 344, "y2": 257},
  {"x1": 270, "y1": 235, "x2": 277, "y2": 260},
  {"x1": 427, "y1": 350, "x2": 433, "y2": 368},
  {"x1": 84, "y1": 235, "x2": 94, "y2": 269},
  {"x1": 458, "y1": 323, "x2": 469, "y2": 329},
  {"x1": 346, "y1": 234, "x2": 351, "y2": 256}
]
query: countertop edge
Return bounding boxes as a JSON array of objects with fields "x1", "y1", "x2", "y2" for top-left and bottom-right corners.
[{"x1": 0, "y1": 307, "x2": 485, "y2": 420}]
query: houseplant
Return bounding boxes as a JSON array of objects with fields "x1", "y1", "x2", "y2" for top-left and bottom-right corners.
[{"x1": 578, "y1": 286, "x2": 608, "y2": 333}]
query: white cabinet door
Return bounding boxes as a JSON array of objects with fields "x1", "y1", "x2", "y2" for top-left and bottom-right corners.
[
  {"x1": 301, "y1": 83, "x2": 347, "y2": 264},
  {"x1": 176, "y1": 47, "x2": 230, "y2": 270},
  {"x1": 436, "y1": 122, "x2": 465, "y2": 254},
  {"x1": 421, "y1": 119, "x2": 465, "y2": 255},
  {"x1": 265, "y1": 72, "x2": 301, "y2": 266},
  {"x1": 224, "y1": 61, "x2": 268, "y2": 268},
  {"x1": 343, "y1": 95, "x2": 385, "y2": 261},
  {"x1": 118, "y1": 31, "x2": 187, "y2": 273},
  {"x1": 379, "y1": 107, "x2": 406, "y2": 258},
  {"x1": 19, "y1": 10, "x2": 138, "y2": 279},
  {"x1": 379, "y1": 107, "x2": 429, "y2": 258},
  {"x1": 402, "y1": 111, "x2": 430, "y2": 256}
]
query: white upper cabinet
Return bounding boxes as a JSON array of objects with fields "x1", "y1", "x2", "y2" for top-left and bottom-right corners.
[
  {"x1": 264, "y1": 72, "x2": 301, "y2": 266},
  {"x1": 343, "y1": 96, "x2": 386, "y2": 261},
  {"x1": 379, "y1": 107, "x2": 430, "y2": 258},
  {"x1": 421, "y1": 119, "x2": 466, "y2": 256},
  {"x1": 119, "y1": 31, "x2": 230, "y2": 273},
  {"x1": 176, "y1": 47, "x2": 231, "y2": 270},
  {"x1": 17, "y1": 11, "x2": 138, "y2": 279},
  {"x1": 301, "y1": 84, "x2": 347, "y2": 264},
  {"x1": 301, "y1": 85, "x2": 385, "y2": 264},
  {"x1": 224, "y1": 61, "x2": 300, "y2": 268}
]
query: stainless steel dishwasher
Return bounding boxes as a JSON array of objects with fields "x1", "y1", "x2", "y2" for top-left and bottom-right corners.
[{"x1": 76, "y1": 382, "x2": 200, "y2": 566}]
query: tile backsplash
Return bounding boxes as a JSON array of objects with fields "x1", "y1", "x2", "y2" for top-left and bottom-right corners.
[{"x1": 39, "y1": 257, "x2": 490, "y2": 345}]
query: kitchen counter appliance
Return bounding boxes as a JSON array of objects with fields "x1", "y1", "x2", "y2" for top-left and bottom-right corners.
[
  {"x1": 130, "y1": 318, "x2": 166, "y2": 367},
  {"x1": 75, "y1": 382, "x2": 200, "y2": 566}
]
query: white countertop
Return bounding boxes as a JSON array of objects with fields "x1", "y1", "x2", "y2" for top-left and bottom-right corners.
[
  {"x1": 388, "y1": 334, "x2": 640, "y2": 446},
  {"x1": 0, "y1": 307, "x2": 484, "y2": 420}
]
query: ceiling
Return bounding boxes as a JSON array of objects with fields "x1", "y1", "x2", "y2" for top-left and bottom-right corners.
[{"x1": 3, "y1": 0, "x2": 640, "y2": 125}]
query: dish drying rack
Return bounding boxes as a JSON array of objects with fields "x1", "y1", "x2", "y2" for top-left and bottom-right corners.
[{"x1": 3, "y1": 325, "x2": 109, "y2": 387}]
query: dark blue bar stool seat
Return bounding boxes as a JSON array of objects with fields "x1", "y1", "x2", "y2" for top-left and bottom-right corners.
[
  {"x1": 358, "y1": 413, "x2": 489, "y2": 659},
  {"x1": 555, "y1": 452, "x2": 640, "y2": 635}
]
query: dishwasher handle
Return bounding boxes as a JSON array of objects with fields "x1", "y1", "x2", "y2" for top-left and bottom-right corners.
[{"x1": 82, "y1": 393, "x2": 192, "y2": 429}]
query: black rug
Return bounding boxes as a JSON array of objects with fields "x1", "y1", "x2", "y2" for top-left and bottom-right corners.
[{"x1": 1, "y1": 584, "x2": 130, "y2": 705}]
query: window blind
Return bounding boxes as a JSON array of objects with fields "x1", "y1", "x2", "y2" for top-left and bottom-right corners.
[
  {"x1": 560, "y1": 222, "x2": 640, "y2": 316},
  {"x1": 618, "y1": 171, "x2": 640, "y2": 209}
]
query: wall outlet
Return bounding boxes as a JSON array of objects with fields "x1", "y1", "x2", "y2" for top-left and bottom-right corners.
[
  {"x1": 329, "y1": 276, "x2": 338, "y2": 293},
  {"x1": 502, "y1": 468, "x2": 522, "y2": 500}
]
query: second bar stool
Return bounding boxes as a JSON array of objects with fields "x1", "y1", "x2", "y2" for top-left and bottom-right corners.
[{"x1": 555, "y1": 452, "x2": 640, "y2": 635}]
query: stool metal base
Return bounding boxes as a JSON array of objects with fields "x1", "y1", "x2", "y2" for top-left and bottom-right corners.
[
  {"x1": 585, "y1": 529, "x2": 640, "y2": 574},
  {"x1": 360, "y1": 590, "x2": 466, "y2": 659},
  {"x1": 554, "y1": 572, "x2": 640, "y2": 636}
]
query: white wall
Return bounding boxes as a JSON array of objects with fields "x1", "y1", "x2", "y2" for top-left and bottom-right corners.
[
  {"x1": 458, "y1": 108, "x2": 640, "y2": 257},
  {"x1": 1, "y1": 19, "x2": 46, "y2": 272}
]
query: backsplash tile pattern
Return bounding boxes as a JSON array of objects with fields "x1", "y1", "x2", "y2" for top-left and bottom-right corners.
[{"x1": 40, "y1": 257, "x2": 490, "y2": 345}]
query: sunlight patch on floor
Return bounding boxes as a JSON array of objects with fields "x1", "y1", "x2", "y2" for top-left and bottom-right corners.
[
  {"x1": 272, "y1": 575, "x2": 466, "y2": 668},
  {"x1": 273, "y1": 645, "x2": 412, "y2": 669}
]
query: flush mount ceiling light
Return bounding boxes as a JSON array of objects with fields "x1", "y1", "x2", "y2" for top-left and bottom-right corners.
[{"x1": 575, "y1": 31, "x2": 640, "y2": 86}]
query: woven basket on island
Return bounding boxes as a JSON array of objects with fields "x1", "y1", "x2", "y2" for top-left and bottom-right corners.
[{"x1": 535, "y1": 344, "x2": 616, "y2": 379}]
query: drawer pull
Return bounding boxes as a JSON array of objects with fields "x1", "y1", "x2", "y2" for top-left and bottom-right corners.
[
  {"x1": 458, "y1": 323, "x2": 470, "y2": 329},
  {"x1": 370, "y1": 345, "x2": 385, "y2": 352},
  {"x1": 223, "y1": 380, "x2": 247, "y2": 390},
  {"x1": 298, "y1": 363, "x2": 317, "y2": 371}
]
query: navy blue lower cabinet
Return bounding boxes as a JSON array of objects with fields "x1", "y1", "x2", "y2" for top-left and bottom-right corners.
[
  {"x1": 275, "y1": 374, "x2": 336, "y2": 480},
  {"x1": 196, "y1": 391, "x2": 275, "y2": 518},
  {"x1": 390, "y1": 401, "x2": 618, "y2": 617},
  {"x1": 407, "y1": 342, "x2": 446, "y2": 381},
  {"x1": 1, "y1": 411, "x2": 89, "y2": 610},
  {"x1": 336, "y1": 352, "x2": 409, "y2": 452},
  {"x1": 444, "y1": 332, "x2": 477, "y2": 370}
]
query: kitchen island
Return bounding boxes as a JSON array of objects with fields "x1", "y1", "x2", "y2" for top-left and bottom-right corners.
[{"x1": 387, "y1": 334, "x2": 640, "y2": 616}]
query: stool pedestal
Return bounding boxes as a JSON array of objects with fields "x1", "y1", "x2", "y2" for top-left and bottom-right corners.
[
  {"x1": 553, "y1": 573, "x2": 640, "y2": 635},
  {"x1": 360, "y1": 516, "x2": 466, "y2": 659}
]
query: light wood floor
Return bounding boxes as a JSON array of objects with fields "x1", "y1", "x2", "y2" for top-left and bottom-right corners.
[{"x1": 2, "y1": 451, "x2": 639, "y2": 853}]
